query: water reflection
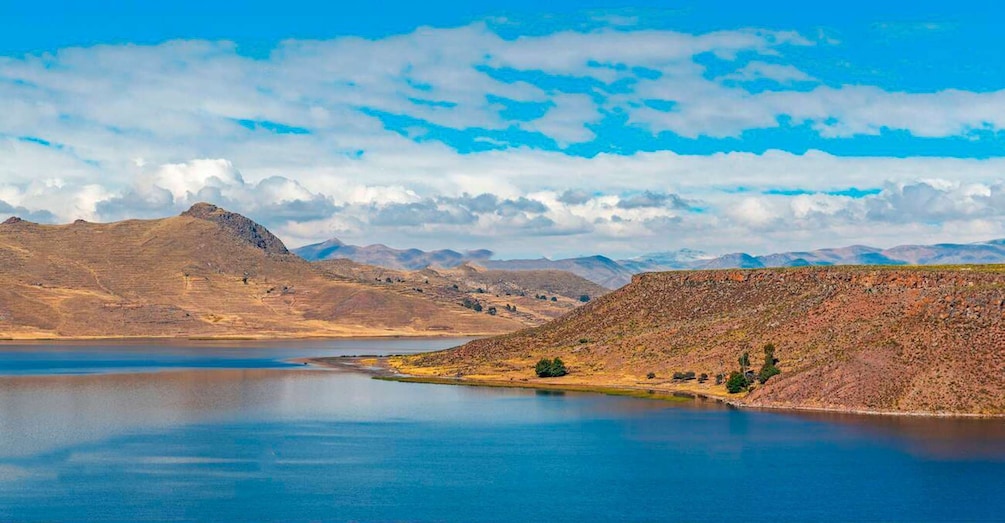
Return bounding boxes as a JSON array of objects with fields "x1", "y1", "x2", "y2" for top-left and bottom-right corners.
[{"x1": 1, "y1": 339, "x2": 1004, "y2": 521}]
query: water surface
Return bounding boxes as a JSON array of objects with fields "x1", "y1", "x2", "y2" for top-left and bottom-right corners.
[{"x1": 0, "y1": 339, "x2": 1003, "y2": 522}]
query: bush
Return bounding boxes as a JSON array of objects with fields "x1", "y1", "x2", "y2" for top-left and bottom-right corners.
[
  {"x1": 535, "y1": 357, "x2": 568, "y2": 378},
  {"x1": 550, "y1": 296, "x2": 557, "y2": 302},
  {"x1": 647, "y1": 372, "x2": 656, "y2": 380},
  {"x1": 726, "y1": 371, "x2": 749, "y2": 393},
  {"x1": 757, "y1": 343, "x2": 781, "y2": 384},
  {"x1": 715, "y1": 373, "x2": 725, "y2": 385},
  {"x1": 698, "y1": 373, "x2": 708, "y2": 383},
  {"x1": 579, "y1": 295, "x2": 590, "y2": 302}
]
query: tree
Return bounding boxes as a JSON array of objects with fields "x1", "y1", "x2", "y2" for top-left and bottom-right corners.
[
  {"x1": 550, "y1": 296, "x2": 557, "y2": 302},
  {"x1": 535, "y1": 357, "x2": 568, "y2": 378},
  {"x1": 758, "y1": 343, "x2": 781, "y2": 384},
  {"x1": 738, "y1": 352, "x2": 751, "y2": 373},
  {"x1": 726, "y1": 371, "x2": 748, "y2": 393}
]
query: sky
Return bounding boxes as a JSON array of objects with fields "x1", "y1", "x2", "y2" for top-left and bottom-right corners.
[{"x1": 1, "y1": 0, "x2": 1004, "y2": 258}]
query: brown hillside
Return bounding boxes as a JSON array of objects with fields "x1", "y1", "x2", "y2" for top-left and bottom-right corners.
[
  {"x1": 0, "y1": 204, "x2": 523, "y2": 339},
  {"x1": 313, "y1": 260, "x2": 606, "y2": 326},
  {"x1": 396, "y1": 266, "x2": 1005, "y2": 415}
]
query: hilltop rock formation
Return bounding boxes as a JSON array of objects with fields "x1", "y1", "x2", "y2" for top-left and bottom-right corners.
[
  {"x1": 397, "y1": 266, "x2": 1005, "y2": 416},
  {"x1": 182, "y1": 202, "x2": 291, "y2": 255}
]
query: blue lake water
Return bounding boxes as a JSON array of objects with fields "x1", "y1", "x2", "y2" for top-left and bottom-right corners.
[{"x1": 0, "y1": 339, "x2": 1003, "y2": 522}]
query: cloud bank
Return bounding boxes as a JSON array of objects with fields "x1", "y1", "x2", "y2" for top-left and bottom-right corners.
[{"x1": 1, "y1": 22, "x2": 1003, "y2": 257}]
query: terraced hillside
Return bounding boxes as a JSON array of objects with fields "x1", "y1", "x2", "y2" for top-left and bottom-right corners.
[
  {"x1": 0, "y1": 204, "x2": 523, "y2": 339},
  {"x1": 395, "y1": 266, "x2": 1005, "y2": 415}
]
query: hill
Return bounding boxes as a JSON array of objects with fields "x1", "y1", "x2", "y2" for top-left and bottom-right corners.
[
  {"x1": 481, "y1": 255, "x2": 635, "y2": 289},
  {"x1": 295, "y1": 238, "x2": 493, "y2": 270},
  {"x1": 0, "y1": 204, "x2": 525, "y2": 339},
  {"x1": 296, "y1": 237, "x2": 634, "y2": 289},
  {"x1": 314, "y1": 259, "x2": 608, "y2": 326},
  {"x1": 393, "y1": 266, "x2": 1005, "y2": 416},
  {"x1": 297, "y1": 236, "x2": 1005, "y2": 291}
]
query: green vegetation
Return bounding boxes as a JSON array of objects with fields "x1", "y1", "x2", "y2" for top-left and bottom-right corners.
[
  {"x1": 535, "y1": 357, "x2": 568, "y2": 378},
  {"x1": 758, "y1": 343, "x2": 781, "y2": 384},
  {"x1": 579, "y1": 294, "x2": 590, "y2": 302},
  {"x1": 726, "y1": 371, "x2": 748, "y2": 393},
  {"x1": 646, "y1": 372, "x2": 656, "y2": 379},
  {"x1": 672, "y1": 371, "x2": 696, "y2": 381}
]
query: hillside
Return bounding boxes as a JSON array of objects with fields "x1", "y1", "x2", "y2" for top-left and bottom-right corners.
[
  {"x1": 0, "y1": 204, "x2": 524, "y2": 339},
  {"x1": 393, "y1": 266, "x2": 1005, "y2": 416},
  {"x1": 314, "y1": 259, "x2": 608, "y2": 325}
]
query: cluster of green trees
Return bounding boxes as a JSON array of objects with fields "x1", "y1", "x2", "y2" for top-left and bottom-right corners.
[
  {"x1": 535, "y1": 357, "x2": 568, "y2": 378},
  {"x1": 725, "y1": 344, "x2": 781, "y2": 393}
]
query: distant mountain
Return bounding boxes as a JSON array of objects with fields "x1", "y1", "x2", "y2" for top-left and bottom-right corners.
[
  {"x1": 297, "y1": 236, "x2": 1005, "y2": 290},
  {"x1": 297, "y1": 238, "x2": 636, "y2": 289},
  {"x1": 482, "y1": 255, "x2": 636, "y2": 290},
  {"x1": 295, "y1": 238, "x2": 493, "y2": 270}
]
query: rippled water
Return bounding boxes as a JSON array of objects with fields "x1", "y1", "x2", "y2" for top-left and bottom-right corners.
[{"x1": 0, "y1": 339, "x2": 1003, "y2": 522}]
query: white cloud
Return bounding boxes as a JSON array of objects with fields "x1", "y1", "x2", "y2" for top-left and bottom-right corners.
[{"x1": 0, "y1": 23, "x2": 1004, "y2": 257}]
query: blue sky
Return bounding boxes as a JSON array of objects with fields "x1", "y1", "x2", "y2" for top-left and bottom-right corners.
[{"x1": 1, "y1": 1, "x2": 1004, "y2": 257}]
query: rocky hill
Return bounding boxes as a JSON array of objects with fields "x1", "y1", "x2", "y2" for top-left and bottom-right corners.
[
  {"x1": 0, "y1": 204, "x2": 525, "y2": 339},
  {"x1": 394, "y1": 266, "x2": 1005, "y2": 416}
]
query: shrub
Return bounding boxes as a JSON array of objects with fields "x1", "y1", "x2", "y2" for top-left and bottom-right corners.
[
  {"x1": 758, "y1": 365, "x2": 780, "y2": 384},
  {"x1": 578, "y1": 338, "x2": 589, "y2": 344},
  {"x1": 715, "y1": 373, "x2": 725, "y2": 385},
  {"x1": 647, "y1": 372, "x2": 656, "y2": 380},
  {"x1": 551, "y1": 296, "x2": 557, "y2": 302},
  {"x1": 579, "y1": 295, "x2": 590, "y2": 302},
  {"x1": 757, "y1": 343, "x2": 781, "y2": 384},
  {"x1": 698, "y1": 373, "x2": 708, "y2": 383},
  {"x1": 535, "y1": 357, "x2": 568, "y2": 378},
  {"x1": 487, "y1": 306, "x2": 497, "y2": 316},
  {"x1": 726, "y1": 371, "x2": 749, "y2": 393}
]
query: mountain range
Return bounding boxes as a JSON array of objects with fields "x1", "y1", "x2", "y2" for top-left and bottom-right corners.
[{"x1": 296, "y1": 237, "x2": 1005, "y2": 289}]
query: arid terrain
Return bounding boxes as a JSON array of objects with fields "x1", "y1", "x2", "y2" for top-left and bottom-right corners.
[
  {"x1": 392, "y1": 266, "x2": 1005, "y2": 416},
  {"x1": 0, "y1": 204, "x2": 597, "y2": 339}
]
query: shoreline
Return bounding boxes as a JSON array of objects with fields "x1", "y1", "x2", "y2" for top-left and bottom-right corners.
[
  {"x1": 308, "y1": 356, "x2": 1005, "y2": 419},
  {"x1": 0, "y1": 333, "x2": 489, "y2": 344}
]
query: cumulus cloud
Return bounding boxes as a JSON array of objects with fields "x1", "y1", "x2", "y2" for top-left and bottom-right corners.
[{"x1": 1, "y1": 22, "x2": 1005, "y2": 256}]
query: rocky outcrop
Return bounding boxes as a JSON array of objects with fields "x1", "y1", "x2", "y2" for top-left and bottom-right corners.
[{"x1": 182, "y1": 202, "x2": 290, "y2": 256}]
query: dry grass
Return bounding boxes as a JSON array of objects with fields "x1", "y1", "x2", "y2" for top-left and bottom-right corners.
[
  {"x1": 394, "y1": 266, "x2": 1005, "y2": 415},
  {"x1": 0, "y1": 211, "x2": 526, "y2": 339}
]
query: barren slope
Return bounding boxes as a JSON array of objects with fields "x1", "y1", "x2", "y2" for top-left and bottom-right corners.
[
  {"x1": 396, "y1": 266, "x2": 1005, "y2": 415},
  {"x1": 0, "y1": 204, "x2": 522, "y2": 339}
]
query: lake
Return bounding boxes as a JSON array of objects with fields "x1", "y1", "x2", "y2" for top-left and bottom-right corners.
[{"x1": 0, "y1": 339, "x2": 1003, "y2": 522}]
